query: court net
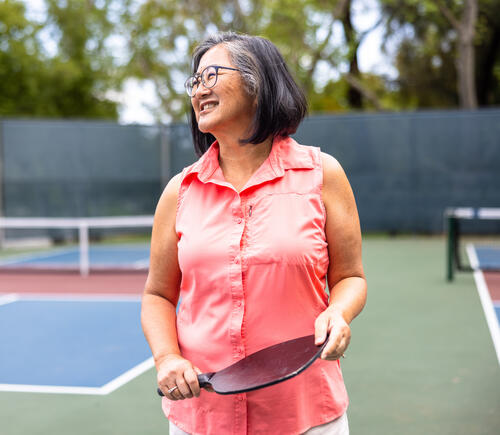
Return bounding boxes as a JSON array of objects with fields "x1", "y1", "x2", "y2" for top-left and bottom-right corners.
[
  {"x1": 445, "y1": 207, "x2": 500, "y2": 281},
  {"x1": 0, "y1": 216, "x2": 153, "y2": 276}
]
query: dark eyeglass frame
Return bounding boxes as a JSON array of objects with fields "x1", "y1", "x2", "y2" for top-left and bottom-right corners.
[{"x1": 184, "y1": 65, "x2": 240, "y2": 97}]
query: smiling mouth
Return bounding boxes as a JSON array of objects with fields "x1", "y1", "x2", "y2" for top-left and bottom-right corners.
[{"x1": 200, "y1": 102, "x2": 218, "y2": 113}]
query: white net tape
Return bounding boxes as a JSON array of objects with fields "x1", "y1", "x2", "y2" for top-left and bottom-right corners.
[{"x1": 0, "y1": 216, "x2": 153, "y2": 276}]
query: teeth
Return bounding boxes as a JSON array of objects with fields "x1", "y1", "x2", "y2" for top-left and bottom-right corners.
[{"x1": 203, "y1": 103, "x2": 217, "y2": 111}]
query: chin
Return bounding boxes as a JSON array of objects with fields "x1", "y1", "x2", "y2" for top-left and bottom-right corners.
[
  {"x1": 197, "y1": 124, "x2": 212, "y2": 134},
  {"x1": 197, "y1": 118, "x2": 217, "y2": 134}
]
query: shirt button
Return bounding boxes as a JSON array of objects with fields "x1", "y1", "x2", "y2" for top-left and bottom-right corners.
[
  {"x1": 237, "y1": 218, "x2": 242, "y2": 224},
  {"x1": 236, "y1": 301, "x2": 242, "y2": 307},
  {"x1": 234, "y1": 256, "x2": 240, "y2": 264}
]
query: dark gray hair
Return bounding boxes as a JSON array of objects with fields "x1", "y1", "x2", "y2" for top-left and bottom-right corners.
[{"x1": 189, "y1": 32, "x2": 307, "y2": 156}]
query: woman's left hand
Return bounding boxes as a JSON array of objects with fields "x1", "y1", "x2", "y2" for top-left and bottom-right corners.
[{"x1": 314, "y1": 306, "x2": 351, "y2": 360}]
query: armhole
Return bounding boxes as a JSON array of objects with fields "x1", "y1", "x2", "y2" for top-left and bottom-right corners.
[
  {"x1": 317, "y1": 148, "x2": 327, "y2": 226},
  {"x1": 175, "y1": 168, "x2": 189, "y2": 232}
]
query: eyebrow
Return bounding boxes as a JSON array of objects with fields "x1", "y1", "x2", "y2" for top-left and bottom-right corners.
[{"x1": 195, "y1": 64, "x2": 211, "y2": 74}]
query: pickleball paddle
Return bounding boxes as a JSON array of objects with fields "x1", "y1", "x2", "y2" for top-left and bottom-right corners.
[{"x1": 157, "y1": 334, "x2": 328, "y2": 396}]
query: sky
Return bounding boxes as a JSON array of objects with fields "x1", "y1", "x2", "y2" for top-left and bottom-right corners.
[{"x1": 24, "y1": 0, "x2": 396, "y2": 125}]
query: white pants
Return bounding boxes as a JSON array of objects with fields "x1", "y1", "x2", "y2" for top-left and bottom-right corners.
[{"x1": 169, "y1": 412, "x2": 349, "y2": 435}]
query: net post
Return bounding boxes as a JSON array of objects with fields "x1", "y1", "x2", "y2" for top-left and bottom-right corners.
[
  {"x1": 78, "y1": 221, "x2": 90, "y2": 277},
  {"x1": 446, "y1": 212, "x2": 457, "y2": 281}
]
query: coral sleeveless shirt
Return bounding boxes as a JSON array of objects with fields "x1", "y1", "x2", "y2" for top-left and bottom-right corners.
[{"x1": 162, "y1": 136, "x2": 348, "y2": 434}]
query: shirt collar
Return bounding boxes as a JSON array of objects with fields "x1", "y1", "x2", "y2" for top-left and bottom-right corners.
[{"x1": 185, "y1": 135, "x2": 316, "y2": 187}]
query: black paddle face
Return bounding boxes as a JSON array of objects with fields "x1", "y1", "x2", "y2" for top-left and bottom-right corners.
[
  {"x1": 157, "y1": 334, "x2": 327, "y2": 396},
  {"x1": 209, "y1": 334, "x2": 327, "y2": 394}
]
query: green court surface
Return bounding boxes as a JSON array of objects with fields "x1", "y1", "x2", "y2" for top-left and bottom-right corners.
[{"x1": 1, "y1": 236, "x2": 499, "y2": 435}]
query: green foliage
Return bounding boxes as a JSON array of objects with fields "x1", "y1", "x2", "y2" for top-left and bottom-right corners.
[
  {"x1": 0, "y1": 0, "x2": 47, "y2": 116},
  {"x1": 122, "y1": 0, "x2": 354, "y2": 121},
  {"x1": 2, "y1": 0, "x2": 497, "y2": 120},
  {"x1": 0, "y1": 0, "x2": 119, "y2": 119},
  {"x1": 380, "y1": 0, "x2": 500, "y2": 108}
]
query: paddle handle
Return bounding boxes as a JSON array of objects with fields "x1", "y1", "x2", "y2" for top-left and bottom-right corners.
[{"x1": 157, "y1": 373, "x2": 214, "y2": 396}]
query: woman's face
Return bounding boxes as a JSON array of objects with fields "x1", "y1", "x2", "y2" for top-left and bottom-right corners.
[{"x1": 191, "y1": 44, "x2": 256, "y2": 138}]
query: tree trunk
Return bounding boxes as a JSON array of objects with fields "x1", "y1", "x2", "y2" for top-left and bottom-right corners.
[
  {"x1": 438, "y1": 0, "x2": 478, "y2": 109},
  {"x1": 340, "y1": 0, "x2": 363, "y2": 108},
  {"x1": 456, "y1": 0, "x2": 478, "y2": 109}
]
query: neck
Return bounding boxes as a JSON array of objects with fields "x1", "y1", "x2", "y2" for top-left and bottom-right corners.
[{"x1": 216, "y1": 135, "x2": 273, "y2": 191}]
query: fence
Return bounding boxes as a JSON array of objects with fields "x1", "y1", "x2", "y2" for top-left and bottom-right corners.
[{"x1": 1, "y1": 109, "x2": 499, "y2": 233}]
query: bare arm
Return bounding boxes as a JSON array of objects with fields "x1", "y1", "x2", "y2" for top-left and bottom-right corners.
[
  {"x1": 315, "y1": 153, "x2": 367, "y2": 359},
  {"x1": 141, "y1": 173, "x2": 202, "y2": 399}
]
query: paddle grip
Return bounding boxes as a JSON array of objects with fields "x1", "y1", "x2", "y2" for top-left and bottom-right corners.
[{"x1": 157, "y1": 373, "x2": 214, "y2": 396}]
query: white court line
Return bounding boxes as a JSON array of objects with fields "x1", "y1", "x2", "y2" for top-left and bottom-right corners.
[
  {"x1": 0, "y1": 297, "x2": 152, "y2": 394},
  {"x1": 466, "y1": 244, "x2": 500, "y2": 366},
  {"x1": 0, "y1": 384, "x2": 105, "y2": 395},
  {"x1": 100, "y1": 357, "x2": 155, "y2": 395},
  {"x1": 15, "y1": 293, "x2": 142, "y2": 302},
  {"x1": 0, "y1": 358, "x2": 155, "y2": 395},
  {"x1": 133, "y1": 258, "x2": 150, "y2": 268},
  {"x1": 0, "y1": 293, "x2": 19, "y2": 306}
]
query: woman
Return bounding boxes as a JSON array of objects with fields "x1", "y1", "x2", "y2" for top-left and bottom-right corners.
[{"x1": 141, "y1": 32, "x2": 367, "y2": 435}]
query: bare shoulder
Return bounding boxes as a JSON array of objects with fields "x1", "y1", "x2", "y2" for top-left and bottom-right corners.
[
  {"x1": 161, "y1": 172, "x2": 183, "y2": 201},
  {"x1": 146, "y1": 172, "x2": 183, "y2": 298},
  {"x1": 320, "y1": 152, "x2": 351, "y2": 198},
  {"x1": 320, "y1": 151, "x2": 342, "y2": 173},
  {"x1": 156, "y1": 173, "x2": 182, "y2": 209}
]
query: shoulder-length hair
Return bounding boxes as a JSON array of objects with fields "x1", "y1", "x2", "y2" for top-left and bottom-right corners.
[{"x1": 189, "y1": 32, "x2": 307, "y2": 156}]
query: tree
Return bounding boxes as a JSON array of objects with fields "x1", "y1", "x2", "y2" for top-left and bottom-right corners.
[
  {"x1": 0, "y1": 0, "x2": 120, "y2": 119},
  {"x1": 436, "y1": 0, "x2": 478, "y2": 108},
  {"x1": 121, "y1": 0, "x2": 385, "y2": 121},
  {"x1": 475, "y1": 0, "x2": 500, "y2": 105},
  {"x1": 43, "y1": 0, "x2": 120, "y2": 118},
  {"x1": 0, "y1": 0, "x2": 48, "y2": 116},
  {"x1": 380, "y1": 0, "x2": 500, "y2": 109}
]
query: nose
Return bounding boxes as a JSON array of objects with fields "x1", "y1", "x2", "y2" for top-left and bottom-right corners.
[{"x1": 192, "y1": 82, "x2": 211, "y2": 98}]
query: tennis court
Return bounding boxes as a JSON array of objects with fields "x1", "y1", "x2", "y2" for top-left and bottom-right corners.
[
  {"x1": 0, "y1": 236, "x2": 498, "y2": 435},
  {"x1": 0, "y1": 244, "x2": 149, "y2": 270},
  {"x1": 0, "y1": 216, "x2": 153, "y2": 275},
  {"x1": 467, "y1": 247, "x2": 500, "y2": 366}
]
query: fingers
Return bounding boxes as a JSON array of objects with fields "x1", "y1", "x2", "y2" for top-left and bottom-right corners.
[
  {"x1": 164, "y1": 384, "x2": 182, "y2": 400},
  {"x1": 315, "y1": 309, "x2": 351, "y2": 360},
  {"x1": 160, "y1": 373, "x2": 198, "y2": 400},
  {"x1": 321, "y1": 326, "x2": 350, "y2": 360},
  {"x1": 157, "y1": 356, "x2": 202, "y2": 401},
  {"x1": 184, "y1": 368, "x2": 201, "y2": 397},
  {"x1": 314, "y1": 311, "x2": 329, "y2": 346}
]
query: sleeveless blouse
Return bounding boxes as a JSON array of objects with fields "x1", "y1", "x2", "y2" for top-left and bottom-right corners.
[{"x1": 162, "y1": 136, "x2": 348, "y2": 434}]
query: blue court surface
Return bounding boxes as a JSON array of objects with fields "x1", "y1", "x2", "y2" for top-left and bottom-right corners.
[
  {"x1": 475, "y1": 246, "x2": 500, "y2": 270},
  {"x1": 0, "y1": 244, "x2": 150, "y2": 270},
  {"x1": 0, "y1": 296, "x2": 153, "y2": 394},
  {"x1": 467, "y1": 244, "x2": 500, "y2": 365}
]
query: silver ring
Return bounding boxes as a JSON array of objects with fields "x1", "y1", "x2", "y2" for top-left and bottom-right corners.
[{"x1": 167, "y1": 385, "x2": 179, "y2": 394}]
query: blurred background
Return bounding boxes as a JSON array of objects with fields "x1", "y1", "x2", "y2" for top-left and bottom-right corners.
[
  {"x1": 1, "y1": 0, "x2": 499, "y2": 224},
  {"x1": 0, "y1": 0, "x2": 499, "y2": 434}
]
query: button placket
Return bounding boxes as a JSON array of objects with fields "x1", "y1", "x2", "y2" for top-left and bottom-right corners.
[{"x1": 229, "y1": 195, "x2": 246, "y2": 363}]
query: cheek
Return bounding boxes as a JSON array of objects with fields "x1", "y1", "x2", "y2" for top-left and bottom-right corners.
[{"x1": 192, "y1": 105, "x2": 200, "y2": 122}]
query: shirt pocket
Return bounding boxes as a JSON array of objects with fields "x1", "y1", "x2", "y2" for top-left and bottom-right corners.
[{"x1": 245, "y1": 192, "x2": 327, "y2": 266}]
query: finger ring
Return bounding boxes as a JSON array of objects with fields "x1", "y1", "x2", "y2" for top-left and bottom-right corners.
[{"x1": 167, "y1": 385, "x2": 179, "y2": 394}]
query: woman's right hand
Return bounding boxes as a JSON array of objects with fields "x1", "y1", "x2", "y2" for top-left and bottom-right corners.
[{"x1": 157, "y1": 354, "x2": 203, "y2": 400}]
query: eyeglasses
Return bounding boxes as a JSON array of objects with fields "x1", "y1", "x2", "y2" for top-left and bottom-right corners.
[{"x1": 184, "y1": 65, "x2": 240, "y2": 97}]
